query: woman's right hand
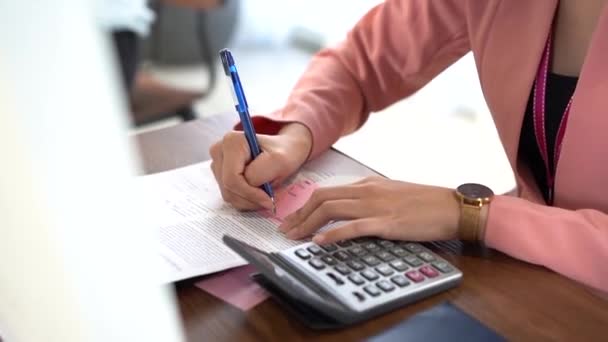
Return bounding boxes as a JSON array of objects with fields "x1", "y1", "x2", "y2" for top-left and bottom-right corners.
[{"x1": 209, "y1": 122, "x2": 313, "y2": 211}]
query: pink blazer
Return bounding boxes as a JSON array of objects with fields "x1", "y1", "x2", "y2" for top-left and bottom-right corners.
[{"x1": 252, "y1": 0, "x2": 608, "y2": 292}]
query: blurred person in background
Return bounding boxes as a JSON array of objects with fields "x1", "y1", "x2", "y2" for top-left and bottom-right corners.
[
  {"x1": 209, "y1": 0, "x2": 608, "y2": 295},
  {"x1": 97, "y1": 0, "x2": 154, "y2": 90}
]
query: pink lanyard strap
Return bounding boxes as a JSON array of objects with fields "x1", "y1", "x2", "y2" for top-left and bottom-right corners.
[{"x1": 532, "y1": 31, "x2": 573, "y2": 205}]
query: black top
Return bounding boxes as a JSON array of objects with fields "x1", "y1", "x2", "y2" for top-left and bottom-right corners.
[{"x1": 518, "y1": 72, "x2": 578, "y2": 203}]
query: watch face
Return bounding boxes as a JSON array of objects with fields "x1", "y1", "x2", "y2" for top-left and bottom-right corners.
[{"x1": 457, "y1": 183, "x2": 494, "y2": 199}]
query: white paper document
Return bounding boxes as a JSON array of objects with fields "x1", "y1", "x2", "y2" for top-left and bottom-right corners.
[{"x1": 137, "y1": 150, "x2": 378, "y2": 283}]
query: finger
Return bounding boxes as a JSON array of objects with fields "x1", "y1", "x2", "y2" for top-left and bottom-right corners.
[
  {"x1": 284, "y1": 199, "x2": 365, "y2": 240},
  {"x1": 209, "y1": 141, "x2": 222, "y2": 162},
  {"x1": 210, "y1": 158, "x2": 229, "y2": 201},
  {"x1": 353, "y1": 175, "x2": 385, "y2": 185},
  {"x1": 271, "y1": 177, "x2": 285, "y2": 189},
  {"x1": 244, "y1": 151, "x2": 285, "y2": 187},
  {"x1": 212, "y1": 160, "x2": 258, "y2": 210},
  {"x1": 221, "y1": 135, "x2": 274, "y2": 209},
  {"x1": 223, "y1": 187, "x2": 263, "y2": 210},
  {"x1": 222, "y1": 169, "x2": 274, "y2": 209},
  {"x1": 312, "y1": 218, "x2": 387, "y2": 245},
  {"x1": 209, "y1": 141, "x2": 224, "y2": 184},
  {"x1": 281, "y1": 185, "x2": 364, "y2": 231}
]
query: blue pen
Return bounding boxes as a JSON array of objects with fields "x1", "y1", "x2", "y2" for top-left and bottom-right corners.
[{"x1": 220, "y1": 49, "x2": 276, "y2": 214}]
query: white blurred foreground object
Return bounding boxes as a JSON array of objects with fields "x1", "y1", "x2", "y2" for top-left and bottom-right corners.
[{"x1": 0, "y1": 1, "x2": 183, "y2": 342}]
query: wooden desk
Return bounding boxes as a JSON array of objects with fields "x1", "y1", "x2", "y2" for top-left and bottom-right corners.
[{"x1": 135, "y1": 114, "x2": 608, "y2": 341}]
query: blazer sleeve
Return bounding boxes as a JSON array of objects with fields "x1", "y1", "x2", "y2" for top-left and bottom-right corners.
[
  {"x1": 485, "y1": 196, "x2": 608, "y2": 292},
  {"x1": 254, "y1": 0, "x2": 470, "y2": 158}
]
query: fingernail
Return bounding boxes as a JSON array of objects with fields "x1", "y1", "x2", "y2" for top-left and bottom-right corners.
[{"x1": 313, "y1": 235, "x2": 325, "y2": 244}]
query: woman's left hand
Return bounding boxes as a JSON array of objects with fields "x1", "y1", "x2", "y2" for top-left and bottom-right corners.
[{"x1": 279, "y1": 177, "x2": 461, "y2": 244}]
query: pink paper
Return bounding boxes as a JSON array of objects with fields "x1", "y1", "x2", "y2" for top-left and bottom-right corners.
[
  {"x1": 263, "y1": 179, "x2": 319, "y2": 222},
  {"x1": 195, "y1": 265, "x2": 270, "y2": 311}
]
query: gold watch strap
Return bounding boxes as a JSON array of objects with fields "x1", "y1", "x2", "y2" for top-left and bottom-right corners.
[{"x1": 458, "y1": 203, "x2": 481, "y2": 241}]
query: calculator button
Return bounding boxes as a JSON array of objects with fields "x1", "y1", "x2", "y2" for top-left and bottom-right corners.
[
  {"x1": 321, "y1": 255, "x2": 338, "y2": 266},
  {"x1": 419, "y1": 265, "x2": 439, "y2": 278},
  {"x1": 307, "y1": 245, "x2": 323, "y2": 255},
  {"x1": 353, "y1": 291, "x2": 366, "y2": 301},
  {"x1": 404, "y1": 243, "x2": 423, "y2": 253},
  {"x1": 361, "y1": 270, "x2": 379, "y2": 281},
  {"x1": 363, "y1": 242, "x2": 381, "y2": 253},
  {"x1": 348, "y1": 246, "x2": 367, "y2": 257},
  {"x1": 327, "y1": 272, "x2": 345, "y2": 285},
  {"x1": 336, "y1": 240, "x2": 353, "y2": 247},
  {"x1": 405, "y1": 270, "x2": 425, "y2": 283},
  {"x1": 362, "y1": 255, "x2": 381, "y2": 267},
  {"x1": 376, "y1": 251, "x2": 395, "y2": 262},
  {"x1": 332, "y1": 250, "x2": 351, "y2": 262},
  {"x1": 375, "y1": 264, "x2": 395, "y2": 276},
  {"x1": 295, "y1": 248, "x2": 311, "y2": 260},
  {"x1": 320, "y1": 244, "x2": 338, "y2": 252},
  {"x1": 347, "y1": 260, "x2": 365, "y2": 271},
  {"x1": 432, "y1": 261, "x2": 453, "y2": 273},
  {"x1": 364, "y1": 285, "x2": 381, "y2": 297},
  {"x1": 404, "y1": 255, "x2": 423, "y2": 267},
  {"x1": 334, "y1": 265, "x2": 351, "y2": 275},
  {"x1": 390, "y1": 275, "x2": 410, "y2": 287},
  {"x1": 418, "y1": 252, "x2": 436, "y2": 262},
  {"x1": 378, "y1": 240, "x2": 395, "y2": 249},
  {"x1": 389, "y1": 259, "x2": 409, "y2": 272},
  {"x1": 309, "y1": 259, "x2": 325, "y2": 270},
  {"x1": 376, "y1": 280, "x2": 396, "y2": 292},
  {"x1": 390, "y1": 247, "x2": 409, "y2": 258},
  {"x1": 348, "y1": 274, "x2": 365, "y2": 285}
]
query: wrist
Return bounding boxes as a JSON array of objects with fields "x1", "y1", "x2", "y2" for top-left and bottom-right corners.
[
  {"x1": 443, "y1": 188, "x2": 461, "y2": 239},
  {"x1": 278, "y1": 122, "x2": 313, "y2": 162},
  {"x1": 454, "y1": 183, "x2": 494, "y2": 242}
]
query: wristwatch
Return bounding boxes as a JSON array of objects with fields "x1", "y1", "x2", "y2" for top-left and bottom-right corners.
[{"x1": 454, "y1": 183, "x2": 494, "y2": 242}]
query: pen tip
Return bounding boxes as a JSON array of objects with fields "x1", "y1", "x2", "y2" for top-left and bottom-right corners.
[{"x1": 271, "y1": 197, "x2": 276, "y2": 216}]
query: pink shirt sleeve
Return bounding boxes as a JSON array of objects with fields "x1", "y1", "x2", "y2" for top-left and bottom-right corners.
[
  {"x1": 260, "y1": 0, "x2": 470, "y2": 158},
  {"x1": 486, "y1": 196, "x2": 608, "y2": 292}
]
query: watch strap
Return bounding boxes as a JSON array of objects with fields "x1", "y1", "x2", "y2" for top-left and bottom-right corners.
[{"x1": 458, "y1": 202, "x2": 481, "y2": 242}]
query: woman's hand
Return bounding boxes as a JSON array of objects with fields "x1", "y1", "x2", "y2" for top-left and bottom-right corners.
[
  {"x1": 279, "y1": 177, "x2": 461, "y2": 244},
  {"x1": 209, "y1": 122, "x2": 312, "y2": 210}
]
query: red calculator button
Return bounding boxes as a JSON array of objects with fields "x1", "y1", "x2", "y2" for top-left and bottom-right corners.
[
  {"x1": 405, "y1": 270, "x2": 425, "y2": 283},
  {"x1": 419, "y1": 265, "x2": 439, "y2": 278}
]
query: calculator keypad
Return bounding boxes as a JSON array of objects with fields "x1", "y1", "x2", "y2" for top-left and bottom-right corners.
[
  {"x1": 361, "y1": 270, "x2": 379, "y2": 281},
  {"x1": 307, "y1": 245, "x2": 323, "y2": 255},
  {"x1": 321, "y1": 255, "x2": 338, "y2": 266},
  {"x1": 284, "y1": 237, "x2": 461, "y2": 311},
  {"x1": 377, "y1": 280, "x2": 396, "y2": 292},
  {"x1": 295, "y1": 248, "x2": 311, "y2": 260},
  {"x1": 348, "y1": 274, "x2": 365, "y2": 285},
  {"x1": 309, "y1": 259, "x2": 325, "y2": 270},
  {"x1": 405, "y1": 270, "x2": 425, "y2": 283},
  {"x1": 419, "y1": 265, "x2": 439, "y2": 278}
]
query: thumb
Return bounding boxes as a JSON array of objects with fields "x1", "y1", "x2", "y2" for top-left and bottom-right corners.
[{"x1": 244, "y1": 151, "x2": 285, "y2": 187}]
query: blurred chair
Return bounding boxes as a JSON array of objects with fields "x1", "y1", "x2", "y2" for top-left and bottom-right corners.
[{"x1": 131, "y1": 0, "x2": 239, "y2": 126}]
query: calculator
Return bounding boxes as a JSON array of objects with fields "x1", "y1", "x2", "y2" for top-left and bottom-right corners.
[{"x1": 223, "y1": 235, "x2": 462, "y2": 328}]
